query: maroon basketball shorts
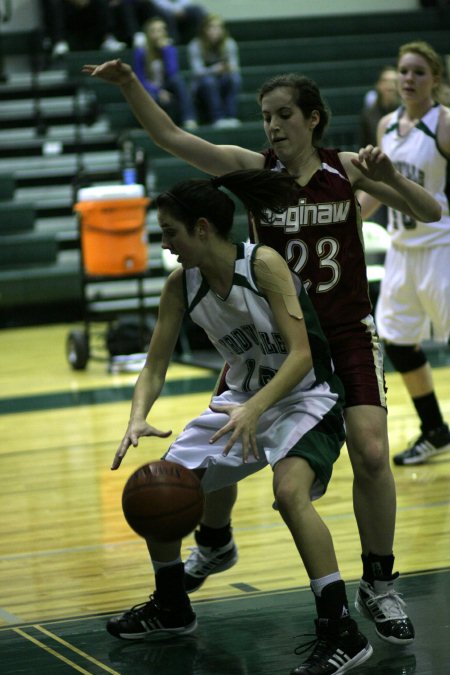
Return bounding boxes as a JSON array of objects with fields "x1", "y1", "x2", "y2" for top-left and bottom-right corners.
[{"x1": 326, "y1": 315, "x2": 387, "y2": 409}]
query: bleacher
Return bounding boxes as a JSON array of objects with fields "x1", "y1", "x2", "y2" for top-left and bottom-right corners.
[{"x1": 0, "y1": 7, "x2": 449, "y2": 327}]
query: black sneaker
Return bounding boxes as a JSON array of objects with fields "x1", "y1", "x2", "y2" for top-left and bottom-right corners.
[
  {"x1": 291, "y1": 617, "x2": 372, "y2": 674},
  {"x1": 106, "y1": 595, "x2": 197, "y2": 640},
  {"x1": 184, "y1": 535, "x2": 238, "y2": 593},
  {"x1": 355, "y1": 577, "x2": 415, "y2": 644},
  {"x1": 393, "y1": 423, "x2": 450, "y2": 465}
]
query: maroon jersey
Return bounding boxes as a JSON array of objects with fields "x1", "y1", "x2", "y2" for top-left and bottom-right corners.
[{"x1": 258, "y1": 148, "x2": 372, "y2": 332}]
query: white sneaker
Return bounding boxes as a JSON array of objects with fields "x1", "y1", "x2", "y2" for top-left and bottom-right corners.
[
  {"x1": 52, "y1": 41, "x2": 69, "y2": 58},
  {"x1": 224, "y1": 118, "x2": 241, "y2": 128},
  {"x1": 184, "y1": 537, "x2": 238, "y2": 592},
  {"x1": 182, "y1": 119, "x2": 198, "y2": 130},
  {"x1": 355, "y1": 578, "x2": 415, "y2": 644},
  {"x1": 101, "y1": 36, "x2": 126, "y2": 51},
  {"x1": 133, "y1": 32, "x2": 147, "y2": 48},
  {"x1": 212, "y1": 119, "x2": 230, "y2": 129}
]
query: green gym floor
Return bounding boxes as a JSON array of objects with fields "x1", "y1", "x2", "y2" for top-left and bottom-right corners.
[{"x1": 1, "y1": 570, "x2": 449, "y2": 674}]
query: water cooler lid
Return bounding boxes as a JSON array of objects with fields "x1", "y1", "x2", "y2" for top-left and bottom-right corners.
[{"x1": 77, "y1": 184, "x2": 145, "y2": 201}]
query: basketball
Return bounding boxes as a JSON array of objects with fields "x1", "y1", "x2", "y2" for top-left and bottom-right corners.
[{"x1": 122, "y1": 460, "x2": 204, "y2": 541}]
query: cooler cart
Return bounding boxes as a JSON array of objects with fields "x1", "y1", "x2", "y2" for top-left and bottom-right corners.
[{"x1": 66, "y1": 183, "x2": 160, "y2": 370}]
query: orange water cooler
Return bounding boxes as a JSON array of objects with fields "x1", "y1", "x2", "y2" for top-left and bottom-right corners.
[{"x1": 74, "y1": 184, "x2": 150, "y2": 276}]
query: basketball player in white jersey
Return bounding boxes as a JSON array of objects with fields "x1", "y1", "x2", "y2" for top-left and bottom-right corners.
[
  {"x1": 107, "y1": 169, "x2": 373, "y2": 673},
  {"x1": 361, "y1": 41, "x2": 450, "y2": 466}
]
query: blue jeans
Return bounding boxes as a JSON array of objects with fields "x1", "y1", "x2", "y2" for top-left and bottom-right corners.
[
  {"x1": 165, "y1": 73, "x2": 197, "y2": 124},
  {"x1": 194, "y1": 72, "x2": 241, "y2": 122}
]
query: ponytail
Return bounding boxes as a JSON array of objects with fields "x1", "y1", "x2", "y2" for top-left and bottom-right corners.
[
  {"x1": 156, "y1": 169, "x2": 297, "y2": 237},
  {"x1": 213, "y1": 169, "x2": 297, "y2": 226}
]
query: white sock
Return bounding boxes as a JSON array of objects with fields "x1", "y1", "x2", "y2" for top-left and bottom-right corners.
[{"x1": 310, "y1": 572, "x2": 342, "y2": 597}]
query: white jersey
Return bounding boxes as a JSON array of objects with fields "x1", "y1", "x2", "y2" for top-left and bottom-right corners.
[
  {"x1": 184, "y1": 242, "x2": 317, "y2": 394},
  {"x1": 382, "y1": 103, "x2": 450, "y2": 248},
  {"x1": 166, "y1": 241, "x2": 345, "y2": 497}
]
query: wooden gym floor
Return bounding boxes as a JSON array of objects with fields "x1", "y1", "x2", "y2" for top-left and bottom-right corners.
[{"x1": 1, "y1": 323, "x2": 449, "y2": 674}]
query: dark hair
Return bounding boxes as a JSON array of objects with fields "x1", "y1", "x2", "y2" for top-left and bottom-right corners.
[
  {"x1": 155, "y1": 169, "x2": 297, "y2": 238},
  {"x1": 257, "y1": 73, "x2": 330, "y2": 144}
]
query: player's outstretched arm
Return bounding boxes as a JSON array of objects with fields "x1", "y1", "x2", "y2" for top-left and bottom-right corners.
[
  {"x1": 343, "y1": 145, "x2": 441, "y2": 223},
  {"x1": 111, "y1": 270, "x2": 185, "y2": 470},
  {"x1": 82, "y1": 60, "x2": 262, "y2": 177}
]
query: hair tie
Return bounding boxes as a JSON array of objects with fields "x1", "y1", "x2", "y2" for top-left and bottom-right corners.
[{"x1": 210, "y1": 176, "x2": 222, "y2": 188}]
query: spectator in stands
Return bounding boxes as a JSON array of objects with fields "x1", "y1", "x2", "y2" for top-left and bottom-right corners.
[
  {"x1": 438, "y1": 77, "x2": 450, "y2": 105},
  {"x1": 133, "y1": 17, "x2": 198, "y2": 129},
  {"x1": 360, "y1": 66, "x2": 400, "y2": 147},
  {"x1": 359, "y1": 66, "x2": 400, "y2": 226},
  {"x1": 187, "y1": 14, "x2": 241, "y2": 128},
  {"x1": 40, "y1": 0, "x2": 126, "y2": 58},
  {"x1": 123, "y1": 0, "x2": 207, "y2": 45}
]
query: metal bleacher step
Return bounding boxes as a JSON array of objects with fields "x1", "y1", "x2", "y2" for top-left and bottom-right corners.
[
  {"x1": 0, "y1": 117, "x2": 112, "y2": 144},
  {"x1": 3, "y1": 150, "x2": 121, "y2": 193}
]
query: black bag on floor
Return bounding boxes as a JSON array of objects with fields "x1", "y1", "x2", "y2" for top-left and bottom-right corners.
[{"x1": 106, "y1": 316, "x2": 153, "y2": 356}]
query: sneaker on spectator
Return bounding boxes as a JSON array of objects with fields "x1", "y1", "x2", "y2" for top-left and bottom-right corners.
[
  {"x1": 101, "y1": 36, "x2": 126, "y2": 51},
  {"x1": 182, "y1": 119, "x2": 198, "y2": 130},
  {"x1": 212, "y1": 118, "x2": 231, "y2": 129},
  {"x1": 106, "y1": 594, "x2": 197, "y2": 640},
  {"x1": 52, "y1": 41, "x2": 69, "y2": 58},
  {"x1": 224, "y1": 118, "x2": 241, "y2": 127},
  {"x1": 184, "y1": 535, "x2": 238, "y2": 592},
  {"x1": 393, "y1": 423, "x2": 450, "y2": 465},
  {"x1": 133, "y1": 32, "x2": 147, "y2": 48},
  {"x1": 291, "y1": 617, "x2": 372, "y2": 674},
  {"x1": 355, "y1": 577, "x2": 415, "y2": 644}
]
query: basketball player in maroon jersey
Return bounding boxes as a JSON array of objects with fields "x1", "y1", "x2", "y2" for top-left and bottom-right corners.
[{"x1": 83, "y1": 61, "x2": 440, "y2": 671}]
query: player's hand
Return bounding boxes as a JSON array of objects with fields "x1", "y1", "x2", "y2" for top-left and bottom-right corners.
[
  {"x1": 111, "y1": 422, "x2": 172, "y2": 470},
  {"x1": 82, "y1": 59, "x2": 134, "y2": 86},
  {"x1": 351, "y1": 144, "x2": 396, "y2": 183},
  {"x1": 208, "y1": 402, "x2": 260, "y2": 463}
]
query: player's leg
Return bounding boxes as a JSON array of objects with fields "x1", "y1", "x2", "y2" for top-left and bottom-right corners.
[
  {"x1": 330, "y1": 316, "x2": 415, "y2": 644},
  {"x1": 106, "y1": 536, "x2": 197, "y2": 640},
  {"x1": 346, "y1": 405, "x2": 415, "y2": 644},
  {"x1": 376, "y1": 245, "x2": 450, "y2": 465},
  {"x1": 184, "y1": 484, "x2": 239, "y2": 592},
  {"x1": 273, "y1": 456, "x2": 372, "y2": 674},
  {"x1": 385, "y1": 343, "x2": 450, "y2": 464}
]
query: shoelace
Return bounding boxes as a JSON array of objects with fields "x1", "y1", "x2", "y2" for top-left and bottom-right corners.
[
  {"x1": 294, "y1": 634, "x2": 332, "y2": 659},
  {"x1": 123, "y1": 596, "x2": 157, "y2": 619},
  {"x1": 366, "y1": 589, "x2": 407, "y2": 620}
]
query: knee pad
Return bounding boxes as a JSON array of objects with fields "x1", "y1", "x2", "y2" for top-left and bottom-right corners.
[{"x1": 384, "y1": 343, "x2": 427, "y2": 374}]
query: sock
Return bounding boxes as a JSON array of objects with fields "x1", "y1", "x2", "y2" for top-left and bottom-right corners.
[
  {"x1": 314, "y1": 580, "x2": 349, "y2": 621},
  {"x1": 154, "y1": 562, "x2": 189, "y2": 608},
  {"x1": 362, "y1": 552, "x2": 395, "y2": 583},
  {"x1": 310, "y1": 572, "x2": 342, "y2": 597},
  {"x1": 195, "y1": 522, "x2": 232, "y2": 548},
  {"x1": 413, "y1": 392, "x2": 444, "y2": 433}
]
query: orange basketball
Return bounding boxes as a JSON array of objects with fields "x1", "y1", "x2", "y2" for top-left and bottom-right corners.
[{"x1": 122, "y1": 460, "x2": 204, "y2": 541}]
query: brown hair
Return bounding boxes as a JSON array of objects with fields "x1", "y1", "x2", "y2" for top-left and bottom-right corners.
[
  {"x1": 198, "y1": 14, "x2": 229, "y2": 60},
  {"x1": 257, "y1": 74, "x2": 330, "y2": 145}
]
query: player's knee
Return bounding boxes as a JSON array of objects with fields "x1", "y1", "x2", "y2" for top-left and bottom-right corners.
[
  {"x1": 349, "y1": 435, "x2": 388, "y2": 478},
  {"x1": 384, "y1": 342, "x2": 427, "y2": 374},
  {"x1": 274, "y1": 479, "x2": 310, "y2": 515}
]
